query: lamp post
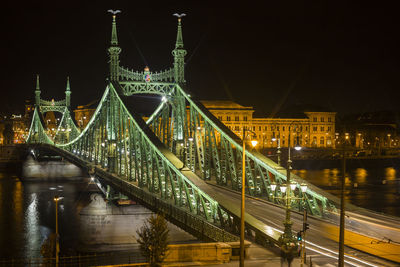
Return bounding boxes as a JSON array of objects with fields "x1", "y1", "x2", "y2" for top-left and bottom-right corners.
[
  {"x1": 53, "y1": 195, "x2": 61, "y2": 267},
  {"x1": 338, "y1": 134, "x2": 349, "y2": 267},
  {"x1": 240, "y1": 127, "x2": 258, "y2": 267},
  {"x1": 274, "y1": 123, "x2": 302, "y2": 265}
]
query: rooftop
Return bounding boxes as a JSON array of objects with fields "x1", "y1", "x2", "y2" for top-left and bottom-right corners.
[{"x1": 200, "y1": 100, "x2": 254, "y2": 110}]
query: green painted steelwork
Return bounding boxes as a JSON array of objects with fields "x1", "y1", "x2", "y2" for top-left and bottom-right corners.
[
  {"x1": 25, "y1": 13, "x2": 342, "y2": 245},
  {"x1": 51, "y1": 82, "x2": 236, "y2": 230},
  {"x1": 26, "y1": 108, "x2": 54, "y2": 145},
  {"x1": 105, "y1": 13, "x2": 338, "y2": 216},
  {"x1": 146, "y1": 84, "x2": 339, "y2": 216},
  {"x1": 30, "y1": 75, "x2": 80, "y2": 144}
]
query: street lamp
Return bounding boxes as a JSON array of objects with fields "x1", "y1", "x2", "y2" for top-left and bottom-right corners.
[
  {"x1": 240, "y1": 127, "x2": 258, "y2": 267},
  {"x1": 53, "y1": 195, "x2": 62, "y2": 267},
  {"x1": 270, "y1": 180, "x2": 308, "y2": 266},
  {"x1": 275, "y1": 123, "x2": 302, "y2": 264}
]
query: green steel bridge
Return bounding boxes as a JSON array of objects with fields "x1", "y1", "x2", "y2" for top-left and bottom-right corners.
[{"x1": 26, "y1": 13, "x2": 342, "y2": 250}]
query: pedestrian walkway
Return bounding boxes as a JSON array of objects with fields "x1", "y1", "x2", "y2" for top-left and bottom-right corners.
[{"x1": 162, "y1": 244, "x2": 306, "y2": 267}]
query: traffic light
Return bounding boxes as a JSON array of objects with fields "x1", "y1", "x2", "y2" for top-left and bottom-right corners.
[
  {"x1": 297, "y1": 231, "x2": 302, "y2": 241},
  {"x1": 303, "y1": 222, "x2": 309, "y2": 231}
]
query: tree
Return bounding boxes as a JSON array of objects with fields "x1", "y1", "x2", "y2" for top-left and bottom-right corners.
[{"x1": 136, "y1": 214, "x2": 170, "y2": 267}]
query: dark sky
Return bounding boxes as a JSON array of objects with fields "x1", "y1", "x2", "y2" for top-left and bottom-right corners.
[{"x1": 2, "y1": 2, "x2": 400, "y2": 116}]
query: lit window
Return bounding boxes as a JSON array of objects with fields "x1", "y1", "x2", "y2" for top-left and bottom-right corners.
[{"x1": 320, "y1": 136, "x2": 324, "y2": 145}]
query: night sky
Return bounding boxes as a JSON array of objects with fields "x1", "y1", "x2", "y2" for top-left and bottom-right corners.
[{"x1": 2, "y1": 2, "x2": 400, "y2": 116}]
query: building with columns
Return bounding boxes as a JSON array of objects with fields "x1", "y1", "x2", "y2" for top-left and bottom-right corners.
[{"x1": 200, "y1": 101, "x2": 336, "y2": 149}]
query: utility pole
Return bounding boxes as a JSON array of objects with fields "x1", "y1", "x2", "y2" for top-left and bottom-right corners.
[
  {"x1": 338, "y1": 140, "x2": 346, "y2": 266},
  {"x1": 301, "y1": 209, "x2": 308, "y2": 266}
]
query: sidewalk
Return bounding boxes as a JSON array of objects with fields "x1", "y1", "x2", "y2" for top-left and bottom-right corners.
[{"x1": 163, "y1": 244, "x2": 305, "y2": 267}]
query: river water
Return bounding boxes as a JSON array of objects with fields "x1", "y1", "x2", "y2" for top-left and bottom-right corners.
[
  {"x1": 0, "y1": 171, "x2": 196, "y2": 264},
  {"x1": 292, "y1": 159, "x2": 400, "y2": 217},
  {"x1": 0, "y1": 161, "x2": 400, "y2": 262},
  {"x1": 0, "y1": 173, "x2": 90, "y2": 261}
]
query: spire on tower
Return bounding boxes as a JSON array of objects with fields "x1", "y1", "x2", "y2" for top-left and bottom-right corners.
[
  {"x1": 66, "y1": 76, "x2": 70, "y2": 91},
  {"x1": 108, "y1": 9, "x2": 121, "y2": 46},
  {"x1": 36, "y1": 74, "x2": 40, "y2": 91},
  {"x1": 35, "y1": 74, "x2": 41, "y2": 107},
  {"x1": 65, "y1": 76, "x2": 71, "y2": 108},
  {"x1": 173, "y1": 13, "x2": 186, "y2": 49}
]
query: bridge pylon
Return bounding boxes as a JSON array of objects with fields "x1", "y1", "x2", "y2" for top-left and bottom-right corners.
[{"x1": 27, "y1": 75, "x2": 80, "y2": 144}]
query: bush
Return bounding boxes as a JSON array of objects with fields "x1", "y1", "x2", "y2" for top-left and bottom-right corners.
[{"x1": 136, "y1": 214, "x2": 170, "y2": 267}]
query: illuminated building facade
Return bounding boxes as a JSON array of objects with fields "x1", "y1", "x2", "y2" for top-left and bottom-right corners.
[
  {"x1": 73, "y1": 100, "x2": 98, "y2": 129},
  {"x1": 200, "y1": 101, "x2": 336, "y2": 149}
]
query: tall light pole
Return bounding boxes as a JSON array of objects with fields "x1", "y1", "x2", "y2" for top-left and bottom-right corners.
[
  {"x1": 338, "y1": 134, "x2": 348, "y2": 267},
  {"x1": 240, "y1": 127, "x2": 257, "y2": 267},
  {"x1": 54, "y1": 195, "x2": 61, "y2": 267},
  {"x1": 275, "y1": 123, "x2": 302, "y2": 266}
]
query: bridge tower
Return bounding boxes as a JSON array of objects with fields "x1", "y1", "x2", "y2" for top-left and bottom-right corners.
[
  {"x1": 27, "y1": 75, "x2": 80, "y2": 144},
  {"x1": 172, "y1": 16, "x2": 187, "y2": 84},
  {"x1": 108, "y1": 13, "x2": 121, "y2": 81},
  {"x1": 35, "y1": 75, "x2": 41, "y2": 107}
]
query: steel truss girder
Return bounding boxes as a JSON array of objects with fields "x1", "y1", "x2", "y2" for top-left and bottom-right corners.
[
  {"x1": 120, "y1": 81, "x2": 176, "y2": 96},
  {"x1": 26, "y1": 108, "x2": 54, "y2": 145},
  {"x1": 51, "y1": 82, "x2": 230, "y2": 231},
  {"x1": 146, "y1": 84, "x2": 339, "y2": 217},
  {"x1": 54, "y1": 107, "x2": 80, "y2": 144},
  {"x1": 40, "y1": 106, "x2": 66, "y2": 113}
]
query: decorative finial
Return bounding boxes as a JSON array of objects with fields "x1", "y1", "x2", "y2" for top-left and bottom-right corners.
[
  {"x1": 173, "y1": 13, "x2": 186, "y2": 22},
  {"x1": 108, "y1": 9, "x2": 121, "y2": 16}
]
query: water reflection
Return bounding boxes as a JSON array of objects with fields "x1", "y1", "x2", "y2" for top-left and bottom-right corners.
[
  {"x1": 354, "y1": 168, "x2": 367, "y2": 184},
  {"x1": 25, "y1": 193, "x2": 39, "y2": 259},
  {"x1": 293, "y1": 166, "x2": 400, "y2": 217},
  {"x1": 0, "y1": 174, "x2": 87, "y2": 260},
  {"x1": 385, "y1": 167, "x2": 396, "y2": 181}
]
